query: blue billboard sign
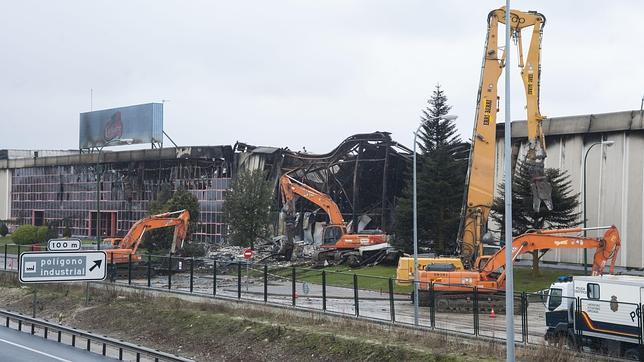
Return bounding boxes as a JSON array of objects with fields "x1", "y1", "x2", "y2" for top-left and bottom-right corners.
[{"x1": 79, "y1": 103, "x2": 163, "y2": 149}]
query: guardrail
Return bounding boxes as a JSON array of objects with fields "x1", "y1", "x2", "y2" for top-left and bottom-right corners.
[{"x1": 0, "y1": 308, "x2": 192, "y2": 362}]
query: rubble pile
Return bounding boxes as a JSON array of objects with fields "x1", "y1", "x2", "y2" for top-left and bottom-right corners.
[{"x1": 206, "y1": 237, "x2": 315, "y2": 267}]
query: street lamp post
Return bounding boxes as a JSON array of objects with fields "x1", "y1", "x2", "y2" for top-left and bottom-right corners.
[
  {"x1": 95, "y1": 138, "x2": 133, "y2": 250},
  {"x1": 412, "y1": 114, "x2": 457, "y2": 326},
  {"x1": 582, "y1": 139, "x2": 614, "y2": 274}
]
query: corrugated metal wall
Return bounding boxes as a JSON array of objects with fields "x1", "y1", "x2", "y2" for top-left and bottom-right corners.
[{"x1": 494, "y1": 110, "x2": 644, "y2": 268}]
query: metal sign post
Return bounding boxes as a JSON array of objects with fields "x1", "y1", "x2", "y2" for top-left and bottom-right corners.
[
  {"x1": 243, "y1": 249, "x2": 253, "y2": 292},
  {"x1": 19, "y1": 251, "x2": 107, "y2": 283},
  {"x1": 504, "y1": 1, "x2": 516, "y2": 361}
]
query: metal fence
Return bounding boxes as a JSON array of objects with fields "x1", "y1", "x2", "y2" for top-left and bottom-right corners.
[{"x1": 2, "y1": 245, "x2": 643, "y2": 358}]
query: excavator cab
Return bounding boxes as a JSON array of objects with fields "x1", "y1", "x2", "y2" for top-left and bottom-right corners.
[{"x1": 322, "y1": 225, "x2": 344, "y2": 246}]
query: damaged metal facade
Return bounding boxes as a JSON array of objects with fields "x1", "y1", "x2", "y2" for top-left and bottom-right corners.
[
  {"x1": 236, "y1": 132, "x2": 412, "y2": 243},
  {"x1": 4, "y1": 146, "x2": 233, "y2": 242}
]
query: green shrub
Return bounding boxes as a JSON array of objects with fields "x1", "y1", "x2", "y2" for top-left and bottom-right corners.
[
  {"x1": 11, "y1": 225, "x2": 39, "y2": 245},
  {"x1": 36, "y1": 226, "x2": 50, "y2": 242},
  {"x1": 0, "y1": 223, "x2": 8, "y2": 237},
  {"x1": 62, "y1": 225, "x2": 72, "y2": 237}
]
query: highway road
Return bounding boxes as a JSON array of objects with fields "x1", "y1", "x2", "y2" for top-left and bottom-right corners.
[{"x1": 0, "y1": 326, "x2": 114, "y2": 362}]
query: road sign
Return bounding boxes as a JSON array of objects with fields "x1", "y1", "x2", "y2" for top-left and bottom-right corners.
[
  {"x1": 47, "y1": 239, "x2": 82, "y2": 251},
  {"x1": 19, "y1": 251, "x2": 107, "y2": 283},
  {"x1": 243, "y1": 248, "x2": 253, "y2": 260}
]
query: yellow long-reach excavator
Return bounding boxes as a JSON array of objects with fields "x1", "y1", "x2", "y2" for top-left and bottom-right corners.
[
  {"x1": 397, "y1": 7, "x2": 553, "y2": 282},
  {"x1": 458, "y1": 6, "x2": 552, "y2": 267}
]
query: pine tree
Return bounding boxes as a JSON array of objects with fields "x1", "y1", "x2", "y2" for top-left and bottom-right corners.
[
  {"x1": 417, "y1": 84, "x2": 458, "y2": 153},
  {"x1": 490, "y1": 161, "x2": 581, "y2": 275},
  {"x1": 394, "y1": 85, "x2": 468, "y2": 254}
]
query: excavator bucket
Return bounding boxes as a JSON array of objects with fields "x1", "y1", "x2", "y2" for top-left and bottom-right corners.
[
  {"x1": 525, "y1": 158, "x2": 553, "y2": 212},
  {"x1": 279, "y1": 212, "x2": 296, "y2": 261},
  {"x1": 531, "y1": 178, "x2": 553, "y2": 212}
]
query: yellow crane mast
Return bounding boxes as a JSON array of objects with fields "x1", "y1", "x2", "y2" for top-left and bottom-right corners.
[{"x1": 458, "y1": 7, "x2": 552, "y2": 268}]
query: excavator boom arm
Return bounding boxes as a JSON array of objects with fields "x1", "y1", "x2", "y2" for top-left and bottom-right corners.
[
  {"x1": 279, "y1": 175, "x2": 345, "y2": 226},
  {"x1": 457, "y1": 8, "x2": 505, "y2": 266},
  {"x1": 481, "y1": 226, "x2": 621, "y2": 283},
  {"x1": 504, "y1": 8, "x2": 552, "y2": 212},
  {"x1": 115, "y1": 209, "x2": 190, "y2": 254}
]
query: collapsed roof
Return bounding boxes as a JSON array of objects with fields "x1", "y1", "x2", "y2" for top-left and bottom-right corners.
[{"x1": 234, "y1": 132, "x2": 412, "y2": 233}]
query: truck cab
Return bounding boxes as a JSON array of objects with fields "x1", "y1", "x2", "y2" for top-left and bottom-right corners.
[
  {"x1": 545, "y1": 276, "x2": 575, "y2": 341},
  {"x1": 544, "y1": 275, "x2": 644, "y2": 360}
]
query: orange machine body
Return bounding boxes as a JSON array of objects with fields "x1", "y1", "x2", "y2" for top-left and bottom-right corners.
[
  {"x1": 279, "y1": 175, "x2": 388, "y2": 250},
  {"x1": 104, "y1": 209, "x2": 190, "y2": 264},
  {"x1": 419, "y1": 226, "x2": 621, "y2": 292}
]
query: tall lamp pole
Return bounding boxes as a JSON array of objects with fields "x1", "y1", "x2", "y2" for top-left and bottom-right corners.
[
  {"x1": 412, "y1": 114, "x2": 457, "y2": 326},
  {"x1": 582, "y1": 140, "x2": 614, "y2": 273},
  {"x1": 95, "y1": 138, "x2": 133, "y2": 250},
  {"x1": 503, "y1": 4, "x2": 514, "y2": 361}
]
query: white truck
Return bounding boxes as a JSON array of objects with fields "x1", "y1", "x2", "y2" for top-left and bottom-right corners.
[{"x1": 545, "y1": 275, "x2": 644, "y2": 359}]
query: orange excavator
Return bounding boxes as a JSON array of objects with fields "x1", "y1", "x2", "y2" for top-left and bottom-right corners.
[
  {"x1": 279, "y1": 174, "x2": 395, "y2": 267},
  {"x1": 104, "y1": 209, "x2": 190, "y2": 265},
  {"x1": 417, "y1": 226, "x2": 621, "y2": 294}
]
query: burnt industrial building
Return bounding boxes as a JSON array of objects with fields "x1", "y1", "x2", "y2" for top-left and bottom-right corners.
[
  {"x1": 0, "y1": 132, "x2": 413, "y2": 244},
  {"x1": 0, "y1": 147, "x2": 233, "y2": 242}
]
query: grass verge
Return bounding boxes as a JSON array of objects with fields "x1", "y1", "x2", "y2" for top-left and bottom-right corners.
[
  {"x1": 275, "y1": 264, "x2": 581, "y2": 294},
  {"x1": 0, "y1": 272, "x2": 594, "y2": 362}
]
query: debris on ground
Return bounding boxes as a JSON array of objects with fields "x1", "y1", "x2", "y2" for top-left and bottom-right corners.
[{"x1": 205, "y1": 237, "x2": 315, "y2": 268}]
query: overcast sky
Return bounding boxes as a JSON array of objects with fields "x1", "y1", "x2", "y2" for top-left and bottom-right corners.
[{"x1": 1, "y1": 1, "x2": 642, "y2": 153}]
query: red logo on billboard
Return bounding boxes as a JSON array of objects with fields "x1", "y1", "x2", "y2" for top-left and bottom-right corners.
[{"x1": 104, "y1": 111, "x2": 123, "y2": 141}]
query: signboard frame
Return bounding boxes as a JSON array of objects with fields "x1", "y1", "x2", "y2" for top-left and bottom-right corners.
[
  {"x1": 19, "y1": 251, "x2": 107, "y2": 283},
  {"x1": 47, "y1": 238, "x2": 82, "y2": 252}
]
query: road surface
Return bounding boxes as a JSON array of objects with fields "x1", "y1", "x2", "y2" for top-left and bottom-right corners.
[{"x1": 0, "y1": 326, "x2": 114, "y2": 362}]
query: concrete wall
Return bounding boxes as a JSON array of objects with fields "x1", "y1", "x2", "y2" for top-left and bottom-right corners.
[
  {"x1": 494, "y1": 110, "x2": 644, "y2": 268},
  {"x1": 0, "y1": 169, "x2": 11, "y2": 220}
]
